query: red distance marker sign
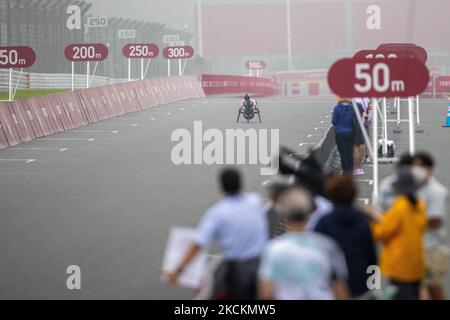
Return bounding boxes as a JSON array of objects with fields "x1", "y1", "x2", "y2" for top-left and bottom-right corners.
[
  {"x1": 65, "y1": 43, "x2": 109, "y2": 62},
  {"x1": 123, "y1": 43, "x2": 159, "y2": 59},
  {"x1": 354, "y1": 49, "x2": 418, "y2": 60},
  {"x1": 377, "y1": 43, "x2": 427, "y2": 64},
  {"x1": 0, "y1": 46, "x2": 36, "y2": 68},
  {"x1": 163, "y1": 46, "x2": 194, "y2": 59},
  {"x1": 328, "y1": 58, "x2": 429, "y2": 98},
  {"x1": 246, "y1": 60, "x2": 266, "y2": 69}
]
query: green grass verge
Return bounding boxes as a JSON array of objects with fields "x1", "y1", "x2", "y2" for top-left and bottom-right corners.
[{"x1": 0, "y1": 89, "x2": 69, "y2": 102}]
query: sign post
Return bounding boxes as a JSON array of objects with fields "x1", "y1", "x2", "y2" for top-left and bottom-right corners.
[
  {"x1": 64, "y1": 43, "x2": 109, "y2": 90},
  {"x1": 328, "y1": 57, "x2": 429, "y2": 202},
  {"x1": 163, "y1": 45, "x2": 195, "y2": 76},
  {"x1": 122, "y1": 43, "x2": 159, "y2": 81},
  {"x1": 0, "y1": 46, "x2": 36, "y2": 102},
  {"x1": 245, "y1": 60, "x2": 266, "y2": 77}
]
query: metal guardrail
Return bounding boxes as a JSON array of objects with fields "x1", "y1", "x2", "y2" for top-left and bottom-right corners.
[{"x1": 0, "y1": 69, "x2": 129, "y2": 91}]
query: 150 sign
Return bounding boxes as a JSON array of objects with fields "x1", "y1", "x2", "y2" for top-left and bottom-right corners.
[{"x1": 119, "y1": 29, "x2": 136, "y2": 39}]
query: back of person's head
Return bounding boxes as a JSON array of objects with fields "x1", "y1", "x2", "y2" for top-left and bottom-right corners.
[
  {"x1": 393, "y1": 167, "x2": 423, "y2": 206},
  {"x1": 396, "y1": 153, "x2": 414, "y2": 169},
  {"x1": 325, "y1": 174, "x2": 357, "y2": 206},
  {"x1": 277, "y1": 187, "x2": 315, "y2": 223},
  {"x1": 264, "y1": 175, "x2": 292, "y2": 202},
  {"x1": 412, "y1": 152, "x2": 434, "y2": 170},
  {"x1": 220, "y1": 167, "x2": 242, "y2": 195}
]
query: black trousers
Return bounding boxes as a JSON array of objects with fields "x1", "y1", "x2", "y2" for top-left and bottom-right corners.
[
  {"x1": 335, "y1": 132, "x2": 355, "y2": 173},
  {"x1": 390, "y1": 279, "x2": 420, "y2": 300},
  {"x1": 225, "y1": 257, "x2": 260, "y2": 300}
]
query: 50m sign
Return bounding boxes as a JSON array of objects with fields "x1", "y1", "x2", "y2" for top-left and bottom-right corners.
[
  {"x1": 328, "y1": 58, "x2": 429, "y2": 98},
  {"x1": 0, "y1": 46, "x2": 36, "y2": 69}
]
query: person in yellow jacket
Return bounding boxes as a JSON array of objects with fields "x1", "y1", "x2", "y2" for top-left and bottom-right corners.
[{"x1": 367, "y1": 167, "x2": 428, "y2": 300}]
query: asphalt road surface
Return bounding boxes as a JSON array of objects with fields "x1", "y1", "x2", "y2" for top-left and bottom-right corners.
[{"x1": 0, "y1": 96, "x2": 448, "y2": 299}]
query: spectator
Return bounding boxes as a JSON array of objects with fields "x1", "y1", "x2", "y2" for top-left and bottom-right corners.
[
  {"x1": 263, "y1": 176, "x2": 291, "y2": 239},
  {"x1": 315, "y1": 175, "x2": 378, "y2": 298},
  {"x1": 164, "y1": 167, "x2": 268, "y2": 300},
  {"x1": 258, "y1": 186, "x2": 350, "y2": 300},
  {"x1": 377, "y1": 153, "x2": 414, "y2": 211},
  {"x1": 412, "y1": 152, "x2": 449, "y2": 300},
  {"x1": 332, "y1": 98, "x2": 356, "y2": 173},
  {"x1": 367, "y1": 168, "x2": 428, "y2": 300}
]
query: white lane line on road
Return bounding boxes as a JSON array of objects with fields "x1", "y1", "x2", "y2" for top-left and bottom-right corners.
[
  {"x1": 356, "y1": 179, "x2": 374, "y2": 186},
  {"x1": 40, "y1": 138, "x2": 95, "y2": 142},
  {"x1": 9, "y1": 147, "x2": 69, "y2": 153},
  {"x1": 166, "y1": 113, "x2": 172, "y2": 116},
  {"x1": 0, "y1": 159, "x2": 35, "y2": 163},
  {"x1": 0, "y1": 171, "x2": 48, "y2": 176},
  {"x1": 314, "y1": 127, "x2": 328, "y2": 130},
  {"x1": 307, "y1": 134, "x2": 321, "y2": 138},
  {"x1": 357, "y1": 198, "x2": 370, "y2": 205},
  {"x1": 298, "y1": 143, "x2": 316, "y2": 147},
  {"x1": 180, "y1": 108, "x2": 185, "y2": 111},
  {"x1": 72, "y1": 130, "x2": 119, "y2": 134},
  {"x1": 94, "y1": 123, "x2": 139, "y2": 127}
]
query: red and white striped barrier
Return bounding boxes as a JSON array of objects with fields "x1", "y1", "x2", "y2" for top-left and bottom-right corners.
[
  {"x1": 0, "y1": 76, "x2": 205, "y2": 149},
  {"x1": 201, "y1": 74, "x2": 278, "y2": 96}
]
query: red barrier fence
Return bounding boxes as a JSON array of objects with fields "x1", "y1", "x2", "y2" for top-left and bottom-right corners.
[
  {"x1": 0, "y1": 76, "x2": 205, "y2": 149},
  {"x1": 201, "y1": 74, "x2": 278, "y2": 96}
]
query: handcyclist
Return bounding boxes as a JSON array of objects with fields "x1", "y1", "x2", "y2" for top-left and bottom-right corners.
[{"x1": 240, "y1": 93, "x2": 259, "y2": 112}]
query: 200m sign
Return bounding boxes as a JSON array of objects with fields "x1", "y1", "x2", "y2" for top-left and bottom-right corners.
[
  {"x1": 327, "y1": 58, "x2": 429, "y2": 98},
  {"x1": 65, "y1": 44, "x2": 108, "y2": 62}
]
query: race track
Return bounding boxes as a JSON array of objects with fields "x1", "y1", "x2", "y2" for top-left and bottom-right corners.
[{"x1": 0, "y1": 96, "x2": 448, "y2": 299}]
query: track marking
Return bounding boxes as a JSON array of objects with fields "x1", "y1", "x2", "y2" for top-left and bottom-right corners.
[
  {"x1": 40, "y1": 138, "x2": 95, "y2": 142},
  {"x1": 72, "y1": 130, "x2": 119, "y2": 134},
  {"x1": 357, "y1": 198, "x2": 370, "y2": 205},
  {"x1": 356, "y1": 179, "x2": 374, "y2": 185},
  {"x1": 94, "y1": 123, "x2": 139, "y2": 127},
  {"x1": 0, "y1": 159, "x2": 35, "y2": 163},
  {"x1": 9, "y1": 147, "x2": 69, "y2": 152},
  {"x1": 307, "y1": 134, "x2": 321, "y2": 138},
  {"x1": 298, "y1": 143, "x2": 316, "y2": 147},
  {"x1": 166, "y1": 113, "x2": 172, "y2": 116},
  {"x1": 314, "y1": 126, "x2": 328, "y2": 130}
]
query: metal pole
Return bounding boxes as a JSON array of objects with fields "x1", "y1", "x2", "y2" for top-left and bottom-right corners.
[
  {"x1": 286, "y1": 0, "x2": 293, "y2": 70},
  {"x1": 397, "y1": 97, "x2": 401, "y2": 127},
  {"x1": 9, "y1": 68, "x2": 13, "y2": 101},
  {"x1": 144, "y1": 59, "x2": 151, "y2": 78},
  {"x1": 382, "y1": 98, "x2": 388, "y2": 155},
  {"x1": 141, "y1": 58, "x2": 144, "y2": 80},
  {"x1": 128, "y1": 59, "x2": 131, "y2": 81},
  {"x1": 178, "y1": 59, "x2": 182, "y2": 76},
  {"x1": 86, "y1": 61, "x2": 90, "y2": 89},
  {"x1": 372, "y1": 98, "x2": 379, "y2": 203},
  {"x1": 416, "y1": 95, "x2": 420, "y2": 127},
  {"x1": 352, "y1": 101, "x2": 374, "y2": 160},
  {"x1": 197, "y1": 0, "x2": 203, "y2": 58},
  {"x1": 408, "y1": 97, "x2": 415, "y2": 154},
  {"x1": 181, "y1": 59, "x2": 188, "y2": 75},
  {"x1": 168, "y1": 60, "x2": 171, "y2": 77},
  {"x1": 71, "y1": 62, "x2": 75, "y2": 91}
]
